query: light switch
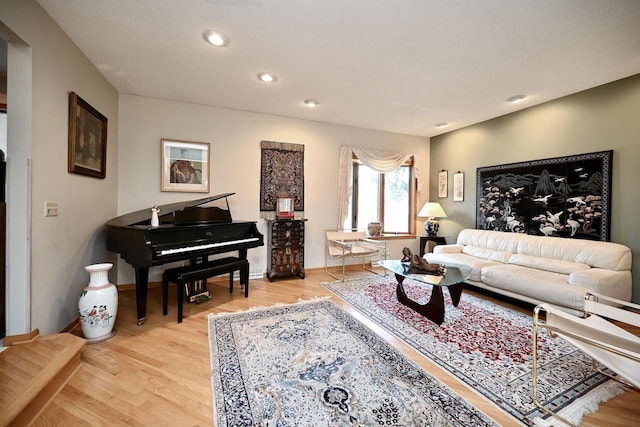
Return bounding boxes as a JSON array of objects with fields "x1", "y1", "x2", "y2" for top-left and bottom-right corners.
[{"x1": 44, "y1": 201, "x2": 59, "y2": 217}]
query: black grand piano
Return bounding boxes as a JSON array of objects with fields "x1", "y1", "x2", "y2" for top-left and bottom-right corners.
[{"x1": 106, "y1": 193, "x2": 264, "y2": 324}]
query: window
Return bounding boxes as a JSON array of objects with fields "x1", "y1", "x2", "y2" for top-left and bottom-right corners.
[{"x1": 344, "y1": 156, "x2": 416, "y2": 235}]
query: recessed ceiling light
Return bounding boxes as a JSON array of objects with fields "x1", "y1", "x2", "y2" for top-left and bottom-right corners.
[
  {"x1": 257, "y1": 72, "x2": 277, "y2": 83},
  {"x1": 507, "y1": 94, "x2": 527, "y2": 104},
  {"x1": 435, "y1": 122, "x2": 448, "y2": 129},
  {"x1": 203, "y1": 30, "x2": 229, "y2": 47},
  {"x1": 304, "y1": 99, "x2": 318, "y2": 107}
]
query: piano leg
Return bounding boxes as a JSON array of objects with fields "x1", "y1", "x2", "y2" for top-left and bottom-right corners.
[{"x1": 134, "y1": 267, "x2": 149, "y2": 325}]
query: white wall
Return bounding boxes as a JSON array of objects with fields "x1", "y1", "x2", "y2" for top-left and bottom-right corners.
[
  {"x1": 1, "y1": 0, "x2": 119, "y2": 335},
  {"x1": 118, "y1": 95, "x2": 429, "y2": 285}
]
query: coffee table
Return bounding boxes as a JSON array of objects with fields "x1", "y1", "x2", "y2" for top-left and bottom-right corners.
[{"x1": 378, "y1": 260, "x2": 472, "y2": 325}]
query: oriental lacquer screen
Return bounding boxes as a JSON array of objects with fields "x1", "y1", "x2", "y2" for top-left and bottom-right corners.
[{"x1": 476, "y1": 150, "x2": 612, "y2": 241}]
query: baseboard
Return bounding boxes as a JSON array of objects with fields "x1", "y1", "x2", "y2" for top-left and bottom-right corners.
[
  {"x1": 61, "y1": 318, "x2": 80, "y2": 333},
  {"x1": 249, "y1": 269, "x2": 264, "y2": 280},
  {"x1": 117, "y1": 281, "x2": 162, "y2": 291}
]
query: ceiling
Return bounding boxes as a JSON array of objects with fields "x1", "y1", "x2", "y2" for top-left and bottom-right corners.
[{"x1": 37, "y1": 0, "x2": 640, "y2": 137}]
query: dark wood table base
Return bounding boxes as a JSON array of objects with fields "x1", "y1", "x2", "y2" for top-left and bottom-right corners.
[{"x1": 394, "y1": 273, "x2": 464, "y2": 325}]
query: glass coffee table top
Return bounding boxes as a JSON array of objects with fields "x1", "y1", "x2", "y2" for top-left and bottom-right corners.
[
  {"x1": 378, "y1": 260, "x2": 473, "y2": 325},
  {"x1": 378, "y1": 260, "x2": 472, "y2": 286}
]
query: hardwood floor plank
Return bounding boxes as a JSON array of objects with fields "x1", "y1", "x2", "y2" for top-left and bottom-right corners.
[
  {"x1": 33, "y1": 402, "x2": 88, "y2": 426},
  {"x1": 28, "y1": 268, "x2": 638, "y2": 426}
]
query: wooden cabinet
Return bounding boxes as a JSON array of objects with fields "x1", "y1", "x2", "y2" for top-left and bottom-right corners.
[{"x1": 266, "y1": 219, "x2": 306, "y2": 281}]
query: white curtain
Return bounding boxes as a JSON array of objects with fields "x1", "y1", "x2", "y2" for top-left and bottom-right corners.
[{"x1": 337, "y1": 146, "x2": 418, "y2": 229}]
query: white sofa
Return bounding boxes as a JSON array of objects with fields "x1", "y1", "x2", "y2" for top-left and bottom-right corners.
[{"x1": 424, "y1": 229, "x2": 632, "y2": 314}]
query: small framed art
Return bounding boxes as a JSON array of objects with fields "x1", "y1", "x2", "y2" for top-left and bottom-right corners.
[
  {"x1": 161, "y1": 139, "x2": 210, "y2": 192},
  {"x1": 438, "y1": 170, "x2": 448, "y2": 198},
  {"x1": 453, "y1": 171, "x2": 464, "y2": 202},
  {"x1": 276, "y1": 197, "x2": 295, "y2": 219},
  {"x1": 68, "y1": 92, "x2": 108, "y2": 179}
]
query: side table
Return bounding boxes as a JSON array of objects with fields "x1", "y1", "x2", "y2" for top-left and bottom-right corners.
[{"x1": 419, "y1": 236, "x2": 447, "y2": 257}]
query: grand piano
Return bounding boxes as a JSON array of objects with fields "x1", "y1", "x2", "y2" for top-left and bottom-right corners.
[{"x1": 106, "y1": 193, "x2": 264, "y2": 324}]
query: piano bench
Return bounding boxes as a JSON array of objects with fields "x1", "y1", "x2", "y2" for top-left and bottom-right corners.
[{"x1": 162, "y1": 257, "x2": 250, "y2": 323}]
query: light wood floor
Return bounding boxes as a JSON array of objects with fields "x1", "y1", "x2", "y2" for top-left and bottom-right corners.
[{"x1": 34, "y1": 268, "x2": 638, "y2": 426}]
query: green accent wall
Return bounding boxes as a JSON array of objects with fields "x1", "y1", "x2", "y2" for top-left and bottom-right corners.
[{"x1": 430, "y1": 74, "x2": 640, "y2": 303}]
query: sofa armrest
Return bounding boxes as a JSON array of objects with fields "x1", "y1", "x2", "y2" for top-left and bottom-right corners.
[
  {"x1": 569, "y1": 269, "x2": 632, "y2": 301},
  {"x1": 433, "y1": 244, "x2": 464, "y2": 254}
]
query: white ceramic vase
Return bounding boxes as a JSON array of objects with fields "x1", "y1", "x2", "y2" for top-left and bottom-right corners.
[{"x1": 78, "y1": 263, "x2": 118, "y2": 343}]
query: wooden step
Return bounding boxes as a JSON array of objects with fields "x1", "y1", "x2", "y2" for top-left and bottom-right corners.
[{"x1": 0, "y1": 333, "x2": 86, "y2": 427}]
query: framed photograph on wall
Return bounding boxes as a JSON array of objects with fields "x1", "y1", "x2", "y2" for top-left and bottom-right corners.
[
  {"x1": 161, "y1": 139, "x2": 210, "y2": 192},
  {"x1": 68, "y1": 92, "x2": 108, "y2": 179},
  {"x1": 453, "y1": 171, "x2": 464, "y2": 201},
  {"x1": 438, "y1": 170, "x2": 448, "y2": 198}
]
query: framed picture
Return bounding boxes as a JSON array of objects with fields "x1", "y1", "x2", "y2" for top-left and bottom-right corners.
[
  {"x1": 276, "y1": 197, "x2": 295, "y2": 219},
  {"x1": 68, "y1": 92, "x2": 108, "y2": 179},
  {"x1": 161, "y1": 139, "x2": 210, "y2": 192},
  {"x1": 438, "y1": 170, "x2": 448, "y2": 198},
  {"x1": 453, "y1": 172, "x2": 464, "y2": 201}
]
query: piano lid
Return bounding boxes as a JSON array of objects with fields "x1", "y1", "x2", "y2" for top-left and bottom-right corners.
[{"x1": 105, "y1": 193, "x2": 235, "y2": 228}]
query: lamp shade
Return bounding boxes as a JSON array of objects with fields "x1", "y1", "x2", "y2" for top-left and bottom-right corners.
[{"x1": 418, "y1": 202, "x2": 447, "y2": 219}]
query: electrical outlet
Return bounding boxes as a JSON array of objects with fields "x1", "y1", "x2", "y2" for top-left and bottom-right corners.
[{"x1": 44, "y1": 201, "x2": 59, "y2": 217}]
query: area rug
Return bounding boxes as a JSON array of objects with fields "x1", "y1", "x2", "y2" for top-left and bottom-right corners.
[
  {"x1": 323, "y1": 277, "x2": 627, "y2": 426},
  {"x1": 208, "y1": 298, "x2": 498, "y2": 426}
]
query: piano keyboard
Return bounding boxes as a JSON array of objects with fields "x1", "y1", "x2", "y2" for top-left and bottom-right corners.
[{"x1": 158, "y1": 237, "x2": 260, "y2": 256}]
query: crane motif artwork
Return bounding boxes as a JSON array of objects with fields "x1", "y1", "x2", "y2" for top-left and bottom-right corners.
[{"x1": 476, "y1": 151, "x2": 612, "y2": 241}]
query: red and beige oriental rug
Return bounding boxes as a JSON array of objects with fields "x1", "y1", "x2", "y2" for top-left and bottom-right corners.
[{"x1": 323, "y1": 276, "x2": 628, "y2": 426}]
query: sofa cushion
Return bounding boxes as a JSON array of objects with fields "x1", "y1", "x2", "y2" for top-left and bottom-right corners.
[
  {"x1": 425, "y1": 252, "x2": 502, "y2": 282},
  {"x1": 516, "y1": 235, "x2": 632, "y2": 271},
  {"x1": 508, "y1": 253, "x2": 591, "y2": 275},
  {"x1": 481, "y1": 264, "x2": 587, "y2": 311},
  {"x1": 462, "y1": 245, "x2": 513, "y2": 264},
  {"x1": 456, "y1": 228, "x2": 527, "y2": 253}
]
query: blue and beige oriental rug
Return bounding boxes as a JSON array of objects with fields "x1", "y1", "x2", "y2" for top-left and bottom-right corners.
[
  {"x1": 208, "y1": 298, "x2": 496, "y2": 426},
  {"x1": 323, "y1": 276, "x2": 629, "y2": 426}
]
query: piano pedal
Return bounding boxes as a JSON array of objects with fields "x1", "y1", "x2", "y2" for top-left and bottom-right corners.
[{"x1": 189, "y1": 290, "x2": 211, "y2": 304}]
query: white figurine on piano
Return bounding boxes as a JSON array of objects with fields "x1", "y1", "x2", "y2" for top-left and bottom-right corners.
[{"x1": 151, "y1": 206, "x2": 160, "y2": 227}]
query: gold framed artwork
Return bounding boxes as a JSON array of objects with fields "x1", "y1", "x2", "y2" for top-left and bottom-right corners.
[
  {"x1": 68, "y1": 92, "x2": 108, "y2": 179},
  {"x1": 453, "y1": 171, "x2": 465, "y2": 202},
  {"x1": 438, "y1": 170, "x2": 448, "y2": 198},
  {"x1": 161, "y1": 139, "x2": 210, "y2": 192}
]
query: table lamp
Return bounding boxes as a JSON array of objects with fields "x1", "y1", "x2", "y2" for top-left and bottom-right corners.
[{"x1": 418, "y1": 202, "x2": 447, "y2": 238}]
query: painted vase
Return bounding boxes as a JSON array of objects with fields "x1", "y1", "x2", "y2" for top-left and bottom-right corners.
[
  {"x1": 367, "y1": 222, "x2": 383, "y2": 236},
  {"x1": 78, "y1": 263, "x2": 118, "y2": 343}
]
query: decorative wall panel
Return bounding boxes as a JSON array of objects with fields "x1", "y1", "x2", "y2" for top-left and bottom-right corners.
[
  {"x1": 260, "y1": 141, "x2": 304, "y2": 215},
  {"x1": 476, "y1": 150, "x2": 612, "y2": 241}
]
